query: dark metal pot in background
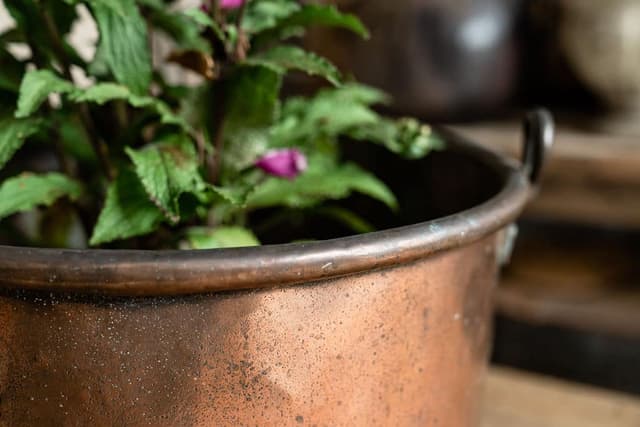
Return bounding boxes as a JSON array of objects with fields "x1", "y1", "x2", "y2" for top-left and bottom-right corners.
[
  {"x1": 0, "y1": 111, "x2": 553, "y2": 426},
  {"x1": 305, "y1": 0, "x2": 523, "y2": 120}
]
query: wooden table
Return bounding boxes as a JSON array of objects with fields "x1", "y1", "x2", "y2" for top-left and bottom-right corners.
[{"x1": 482, "y1": 366, "x2": 640, "y2": 427}]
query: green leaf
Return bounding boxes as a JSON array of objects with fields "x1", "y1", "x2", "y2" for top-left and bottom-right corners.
[
  {"x1": 89, "y1": 168, "x2": 164, "y2": 245},
  {"x1": 181, "y1": 8, "x2": 214, "y2": 27},
  {"x1": 86, "y1": 0, "x2": 128, "y2": 16},
  {"x1": 247, "y1": 45, "x2": 341, "y2": 86},
  {"x1": 0, "y1": 172, "x2": 82, "y2": 220},
  {"x1": 182, "y1": 9, "x2": 225, "y2": 43},
  {"x1": 142, "y1": 5, "x2": 211, "y2": 53},
  {"x1": 287, "y1": 4, "x2": 369, "y2": 37},
  {"x1": 322, "y1": 83, "x2": 390, "y2": 106},
  {"x1": 224, "y1": 65, "x2": 282, "y2": 131},
  {"x1": 247, "y1": 157, "x2": 397, "y2": 210},
  {"x1": 256, "y1": 3, "x2": 369, "y2": 43},
  {"x1": 269, "y1": 84, "x2": 387, "y2": 146},
  {"x1": 0, "y1": 117, "x2": 43, "y2": 170},
  {"x1": 184, "y1": 226, "x2": 260, "y2": 249},
  {"x1": 69, "y1": 82, "x2": 130, "y2": 104},
  {"x1": 125, "y1": 135, "x2": 204, "y2": 223},
  {"x1": 348, "y1": 118, "x2": 444, "y2": 159},
  {"x1": 69, "y1": 83, "x2": 190, "y2": 129},
  {"x1": 223, "y1": 129, "x2": 269, "y2": 173},
  {"x1": 243, "y1": 0, "x2": 301, "y2": 34},
  {"x1": 92, "y1": 0, "x2": 152, "y2": 94},
  {"x1": 15, "y1": 70, "x2": 74, "y2": 118},
  {"x1": 128, "y1": 95, "x2": 190, "y2": 129}
]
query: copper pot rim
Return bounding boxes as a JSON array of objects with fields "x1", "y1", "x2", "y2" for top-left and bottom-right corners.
[{"x1": 0, "y1": 111, "x2": 554, "y2": 297}]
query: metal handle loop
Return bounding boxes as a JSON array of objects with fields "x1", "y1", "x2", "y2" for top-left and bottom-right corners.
[{"x1": 522, "y1": 109, "x2": 554, "y2": 185}]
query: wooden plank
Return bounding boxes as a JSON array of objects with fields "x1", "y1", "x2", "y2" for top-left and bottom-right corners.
[
  {"x1": 482, "y1": 366, "x2": 640, "y2": 427},
  {"x1": 450, "y1": 122, "x2": 640, "y2": 228},
  {"x1": 494, "y1": 222, "x2": 640, "y2": 338},
  {"x1": 495, "y1": 285, "x2": 640, "y2": 338}
]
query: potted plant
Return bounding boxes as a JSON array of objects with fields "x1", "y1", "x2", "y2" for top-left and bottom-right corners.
[{"x1": 0, "y1": 0, "x2": 553, "y2": 425}]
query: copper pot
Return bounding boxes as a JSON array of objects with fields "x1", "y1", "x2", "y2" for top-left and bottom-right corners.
[{"x1": 0, "y1": 111, "x2": 553, "y2": 426}]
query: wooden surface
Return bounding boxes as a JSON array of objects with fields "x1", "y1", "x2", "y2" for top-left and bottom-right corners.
[
  {"x1": 482, "y1": 366, "x2": 640, "y2": 427},
  {"x1": 451, "y1": 122, "x2": 640, "y2": 229},
  {"x1": 495, "y1": 222, "x2": 640, "y2": 338}
]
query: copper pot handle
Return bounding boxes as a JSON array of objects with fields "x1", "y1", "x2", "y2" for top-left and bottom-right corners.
[{"x1": 522, "y1": 109, "x2": 554, "y2": 185}]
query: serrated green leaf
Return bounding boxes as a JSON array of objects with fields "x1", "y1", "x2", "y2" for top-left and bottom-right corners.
[
  {"x1": 243, "y1": 0, "x2": 301, "y2": 34},
  {"x1": 224, "y1": 65, "x2": 282, "y2": 131},
  {"x1": 0, "y1": 117, "x2": 42, "y2": 170},
  {"x1": 89, "y1": 168, "x2": 164, "y2": 245},
  {"x1": 125, "y1": 136, "x2": 204, "y2": 223},
  {"x1": 0, "y1": 172, "x2": 82, "y2": 220},
  {"x1": 184, "y1": 226, "x2": 260, "y2": 249},
  {"x1": 269, "y1": 84, "x2": 386, "y2": 146},
  {"x1": 255, "y1": 3, "x2": 369, "y2": 44},
  {"x1": 247, "y1": 45, "x2": 341, "y2": 86},
  {"x1": 15, "y1": 70, "x2": 74, "y2": 118},
  {"x1": 287, "y1": 4, "x2": 369, "y2": 38},
  {"x1": 247, "y1": 158, "x2": 396, "y2": 210},
  {"x1": 92, "y1": 0, "x2": 152, "y2": 94}
]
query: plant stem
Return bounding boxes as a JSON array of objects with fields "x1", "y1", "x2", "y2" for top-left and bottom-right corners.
[
  {"x1": 40, "y1": 7, "x2": 115, "y2": 181},
  {"x1": 205, "y1": 0, "x2": 251, "y2": 184},
  {"x1": 234, "y1": 1, "x2": 249, "y2": 61},
  {"x1": 209, "y1": 113, "x2": 226, "y2": 183}
]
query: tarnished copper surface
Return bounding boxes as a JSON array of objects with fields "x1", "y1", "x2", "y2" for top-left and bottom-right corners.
[
  {"x1": 0, "y1": 237, "x2": 497, "y2": 426},
  {"x1": 0, "y1": 111, "x2": 553, "y2": 426}
]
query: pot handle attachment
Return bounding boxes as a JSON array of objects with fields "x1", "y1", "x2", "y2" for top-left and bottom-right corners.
[{"x1": 522, "y1": 109, "x2": 554, "y2": 185}]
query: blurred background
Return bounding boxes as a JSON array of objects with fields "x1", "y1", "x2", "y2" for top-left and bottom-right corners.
[{"x1": 2, "y1": 0, "x2": 640, "y2": 424}]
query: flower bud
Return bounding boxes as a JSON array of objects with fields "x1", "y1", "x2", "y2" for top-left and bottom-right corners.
[
  {"x1": 220, "y1": 0, "x2": 244, "y2": 10},
  {"x1": 255, "y1": 149, "x2": 308, "y2": 179}
]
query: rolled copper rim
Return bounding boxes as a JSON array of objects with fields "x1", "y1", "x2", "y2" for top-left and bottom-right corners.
[{"x1": 0, "y1": 130, "x2": 531, "y2": 297}]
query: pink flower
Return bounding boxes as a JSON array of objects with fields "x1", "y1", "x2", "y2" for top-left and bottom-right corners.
[
  {"x1": 219, "y1": 0, "x2": 244, "y2": 9},
  {"x1": 255, "y1": 149, "x2": 308, "y2": 179}
]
